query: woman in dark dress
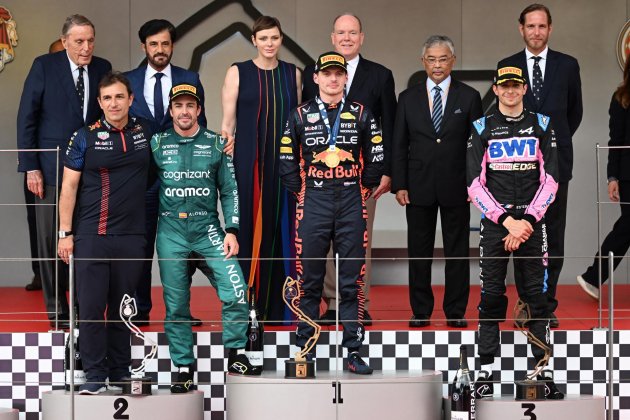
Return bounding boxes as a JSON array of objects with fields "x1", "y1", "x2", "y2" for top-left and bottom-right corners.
[
  {"x1": 221, "y1": 16, "x2": 301, "y2": 320},
  {"x1": 578, "y1": 56, "x2": 630, "y2": 300}
]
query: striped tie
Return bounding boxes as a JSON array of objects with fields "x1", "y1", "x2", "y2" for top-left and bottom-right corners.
[{"x1": 432, "y1": 86, "x2": 443, "y2": 132}]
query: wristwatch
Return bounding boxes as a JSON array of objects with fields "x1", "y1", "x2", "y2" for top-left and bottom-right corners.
[{"x1": 58, "y1": 230, "x2": 73, "y2": 238}]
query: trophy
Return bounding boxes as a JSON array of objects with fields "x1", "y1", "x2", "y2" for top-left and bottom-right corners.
[
  {"x1": 119, "y1": 294, "x2": 157, "y2": 395},
  {"x1": 513, "y1": 299, "x2": 551, "y2": 400},
  {"x1": 282, "y1": 276, "x2": 320, "y2": 379}
]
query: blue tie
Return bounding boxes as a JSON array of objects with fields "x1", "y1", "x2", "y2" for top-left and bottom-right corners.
[
  {"x1": 154, "y1": 73, "x2": 164, "y2": 122},
  {"x1": 432, "y1": 86, "x2": 443, "y2": 133}
]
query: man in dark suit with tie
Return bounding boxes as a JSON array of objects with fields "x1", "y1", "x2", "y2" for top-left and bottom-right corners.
[
  {"x1": 17, "y1": 15, "x2": 111, "y2": 329},
  {"x1": 302, "y1": 13, "x2": 397, "y2": 325},
  {"x1": 124, "y1": 19, "x2": 206, "y2": 325},
  {"x1": 498, "y1": 3, "x2": 582, "y2": 327},
  {"x1": 392, "y1": 35, "x2": 482, "y2": 328}
]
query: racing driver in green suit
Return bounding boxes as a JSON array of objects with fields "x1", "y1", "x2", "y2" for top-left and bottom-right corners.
[{"x1": 151, "y1": 84, "x2": 261, "y2": 393}]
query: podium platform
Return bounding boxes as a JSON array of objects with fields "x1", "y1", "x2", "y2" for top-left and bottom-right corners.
[
  {"x1": 476, "y1": 395, "x2": 605, "y2": 419},
  {"x1": 41, "y1": 389, "x2": 204, "y2": 420},
  {"x1": 0, "y1": 408, "x2": 17, "y2": 420},
  {"x1": 226, "y1": 370, "x2": 442, "y2": 420}
]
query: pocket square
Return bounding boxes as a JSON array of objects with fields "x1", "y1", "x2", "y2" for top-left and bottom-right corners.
[{"x1": 454, "y1": 108, "x2": 462, "y2": 114}]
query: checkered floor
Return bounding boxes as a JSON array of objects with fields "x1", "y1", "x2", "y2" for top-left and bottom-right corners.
[{"x1": 0, "y1": 330, "x2": 626, "y2": 419}]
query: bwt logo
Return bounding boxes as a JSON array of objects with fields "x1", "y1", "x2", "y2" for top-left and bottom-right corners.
[{"x1": 488, "y1": 138, "x2": 538, "y2": 160}]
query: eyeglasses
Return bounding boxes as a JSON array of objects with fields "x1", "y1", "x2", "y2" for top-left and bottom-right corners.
[{"x1": 423, "y1": 56, "x2": 453, "y2": 66}]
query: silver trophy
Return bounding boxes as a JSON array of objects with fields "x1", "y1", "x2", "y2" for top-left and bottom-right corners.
[{"x1": 119, "y1": 294, "x2": 157, "y2": 395}]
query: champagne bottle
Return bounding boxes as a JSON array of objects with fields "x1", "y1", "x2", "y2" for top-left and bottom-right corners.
[
  {"x1": 245, "y1": 287, "x2": 264, "y2": 370},
  {"x1": 64, "y1": 326, "x2": 86, "y2": 391},
  {"x1": 450, "y1": 344, "x2": 475, "y2": 420}
]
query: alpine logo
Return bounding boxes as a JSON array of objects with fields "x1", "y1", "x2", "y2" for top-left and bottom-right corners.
[
  {"x1": 350, "y1": 104, "x2": 359, "y2": 112},
  {"x1": 518, "y1": 126, "x2": 534, "y2": 135}
]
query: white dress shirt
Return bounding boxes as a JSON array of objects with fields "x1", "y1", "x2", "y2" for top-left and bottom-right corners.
[
  {"x1": 67, "y1": 53, "x2": 89, "y2": 121},
  {"x1": 525, "y1": 46, "x2": 548, "y2": 86},
  {"x1": 426, "y1": 75, "x2": 451, "y2": 113},
  {"x1": 346, "y1": 55, "x2": 360, "y2": 93},
  {"x1": 144, "y1": 64, "x2": 172, "y2": 119}
]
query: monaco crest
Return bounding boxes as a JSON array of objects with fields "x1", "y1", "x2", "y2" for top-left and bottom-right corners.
[{"x1": 0, "y1": 6, "x2": 17, "y2": 73}]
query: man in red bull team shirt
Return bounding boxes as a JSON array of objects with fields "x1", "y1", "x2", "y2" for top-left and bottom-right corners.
[{"x1": 279, "y1": 52, "x2": 383, "y2": 374}]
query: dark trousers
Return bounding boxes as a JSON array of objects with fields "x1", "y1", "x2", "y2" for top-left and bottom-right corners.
[
  {"x1": 582, "y1": 180, "x2": 630, "y2": 286},
  {"x1": 135, "y1": 179, "x2": 159, "y2": 315},
  {"x1": 23, "y1": 175, "x2": 39, "y2": 276},
  {"x1": 406, "y1": 203, "x2": 470, "y2": 319},
  {"x1": 545, "y1": 181, "x2": 569, "y2": 312},
  {"x1": 295, "y1": 187, "x2": 367, "y2": 349},
  {"x1": 76, "y1": 234, "x2": 145, "y2": 381},
  {"x1": 477, "y1": 217, "x2": 551, "y2": 364},
  {"x1": 35, "y1": 184, "x2": 69, "y2": 318}
]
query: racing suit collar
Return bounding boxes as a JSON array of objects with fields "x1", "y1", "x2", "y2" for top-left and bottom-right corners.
[
  {"x1": 174, "y1": 126, "x2": 202, "y2": 143},
  {"x1": 496, "y1": 108, "x2": 527, "y2": 123},
  {"x1": 100, "y1": 116, "x2": 137, "y2": 132}
]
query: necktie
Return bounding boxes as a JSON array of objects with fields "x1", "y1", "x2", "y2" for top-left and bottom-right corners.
[
  {"x1": 532, "y1": 56, "x2": 543, "y2": 103},
  {"x1": 431, "y1": 86, "x2": 443, "y2": 133},
  {"x1": 154, "y1": 73, "x2": 164, "y2": 122},
  {"x1": 76, "y1": 66, "x2": 85, "y2": 118}
]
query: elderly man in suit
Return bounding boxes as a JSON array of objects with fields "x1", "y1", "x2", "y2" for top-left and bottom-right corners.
[
  {"x1": 498, "y1": 3, "x2": 582, "y2": 327},
  {"x1": 17, "y1": 14, "x2": 111, "y2": 329},
  {"x1": 302, "y1": 13, "x2": 396, "y2": 325},
  {"x1": 124, "y1": 19, "x2": 207, "y2": 326},
  {"x1": 392, "y1": 35, "x2": 482, "y2": 328}
]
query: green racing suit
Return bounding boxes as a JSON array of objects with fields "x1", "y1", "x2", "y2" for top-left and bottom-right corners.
[{"x1": 151, "y1": 127, "x2": 247, "y2": 367}]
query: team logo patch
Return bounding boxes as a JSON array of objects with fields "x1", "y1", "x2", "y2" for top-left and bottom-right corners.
[
  {"x1": 307, "y1": 113, "x2": 320, "y2": 123},
  {"x1": 280, "y1": 146, "x2": 292, "y2": 154},
  {"x1": 281, "y1": 136, "x2": 292, "y2": 144},
  {"x1": 178, "y1": 212, "x2": 188, "y2": 219},
  {"x1": 371, "y1": 135, "x2": 383, "y2": 144},
  {"x1": 97, "y1": 132, "x2": 110, "y2": 140},
  {"x1": 340, "y1": 112, "x2": 355, "y2": 120}
]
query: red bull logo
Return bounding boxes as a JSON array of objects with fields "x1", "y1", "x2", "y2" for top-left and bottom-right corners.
[{"x1": 312, "y1": 148, "x2": 354, "y2": 168}]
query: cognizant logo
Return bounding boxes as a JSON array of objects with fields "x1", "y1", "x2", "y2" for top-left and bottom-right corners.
[
  {"x1": 163, "y1": 170, "x2": 212, "y2": 181},
  {"x1": 165, "y1": 187, "x2": 211, "y2": 197}
]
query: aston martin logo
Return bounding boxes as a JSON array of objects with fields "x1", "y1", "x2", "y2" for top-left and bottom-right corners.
[{"x1": 0, "y1": 6, "x2": 18, "y2": 73}]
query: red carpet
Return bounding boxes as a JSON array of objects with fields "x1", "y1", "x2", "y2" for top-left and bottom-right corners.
[{"x1": 1, "y1": 284, "x2": 628, "y2": 332}]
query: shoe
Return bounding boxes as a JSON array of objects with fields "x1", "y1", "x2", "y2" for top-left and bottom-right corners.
[
  {"x1": 347, "y1": 350, "x2": 373, "y2": 375},
  {"x1": 79, "y1": 381, "x2": 106, "y2": 395},
  {"x1": 49, "y1": 314, "x2": 70, "y2": 330},
  {"x1": 577, "y1": 275, "x2": 599, "y2": 300},
  {"x1": 537, "y1": 370, "x2": 564, "y2": 399},
  {"x1": 133, "y1": 312, "x2": 150, "y2": 327},
  {"x1": 191, "y1": 316, "x2": 202, "y2": 327},
  {"x1": 446, "y1": 318, "x2": 468, "y2": 328},
  {"x1": 549, "y1": 312, "x2": 559, "y2": 329},
  {"x1": 171, "y1": 367, "x2": 195, "y2": 393},
  {"x1": 318, "y1": 309, "x2": 337, "y2": 326},
  {"x1": 474, "y1": 370, "x2": 494, "y2": 399},
  {"x1": 25, "y1": 275, "x2": 42, "y2": 291},
  {"x1": 362, "y1": 310, "x2": 373, "y2": 327},
  {"x1": 409, "y1": 315, "x2": 430, "y2": 328},
  {"x1": 228, "y1": 352, "x2": 262, "y2": 376},
  {"x1": 107, "y1": 383, "x2": 123, "y2": 392}
]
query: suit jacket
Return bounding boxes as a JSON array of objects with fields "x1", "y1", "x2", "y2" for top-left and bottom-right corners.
[
  {"x1": 607, "y1": 94, "x2": 630, "y2": 181},
  {"x1": 302, "y1": 55, "x2": 396, "y2": 175},
  {"x1": 124, "y1": 64, "x2": 207, "y2": 136},
  {"x1": 17, "y1": 50, "x2": 112, "y2": 185},
  {"x1": 498, "y1": 49, "x2": 582, "y2": 182},
  {"x1": 391, "y1": 79, "x2": 483, "y2": 206}
]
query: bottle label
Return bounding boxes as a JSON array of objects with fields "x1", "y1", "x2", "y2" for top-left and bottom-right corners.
[
  {"x1": 451, "y1": 412, "x2": 468, "y2": 420},
  {"x1": 65, "y1": 369, "x2": 86, "y2": 385},
  {"x1": 245, "y1": 351, "x2": 264, "y2": 366}
]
